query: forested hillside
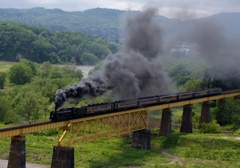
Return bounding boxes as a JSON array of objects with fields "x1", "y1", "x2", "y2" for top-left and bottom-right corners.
[
  {"x1": 0, "y1": 7, "x2": 240, "y2": 42},
  {"x1": 0, "y1": 21, "x2": 118, "y2": 64},
  {"x1": 0, "y1": 7, "x2": 123, "y2": 41}
]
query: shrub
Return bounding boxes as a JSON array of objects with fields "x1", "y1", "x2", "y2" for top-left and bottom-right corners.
[
  {"x1": 234, "y1": 128, "x2": 240, "y2": 135},
  {"x1": 200, "y1": 121, "x2": 222, "y2": 133}
]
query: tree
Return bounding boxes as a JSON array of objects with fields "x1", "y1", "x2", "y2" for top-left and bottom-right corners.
[
  {"x1": 80, "y1": 52, "x2": 99, "y2": 65},
  {"x1": 9, "y1": 64, "x2": 32, "y2": 85},
  {"x1": 0, "y1": 91, "x2": 11, "y2": 122},
  {"x1": 20, "y1": 58, "x2": 39, "y2": 76},
  {"x1": 180, "y1": 79, "x2": 202, "y2": 92},
  {"x1": 0, "y1": 72, "x2": 6, "y2": 89},
  {"x1": 49, "y1": 67, "x2": 64, "y2": 79},
  {"x1": 214, "y1": 98, "x2": 240, "y2": 129},
  {"x1": 39, "y1": 61, "x2": 52, "y2": 78},
  {"x1": 12, "y1": 86, "x2": 49, "y2": 122}
]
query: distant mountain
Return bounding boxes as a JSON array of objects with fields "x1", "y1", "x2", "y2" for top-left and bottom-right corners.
[
  {"x1": 181, "y1": 12, "x2": 240, "y2": 39},
  {"x1": 0, "y1": 7, "x2": 239, "y2": 42},
  {"x1": 0, "y1": 7, "x2": 124, "y2": 41}
]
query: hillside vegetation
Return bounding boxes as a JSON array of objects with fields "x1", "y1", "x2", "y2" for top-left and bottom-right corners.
[
  {"x1": 0, "y1": 7, "x2": 123, "y2": 41},
  {"x1": 0, "y1": 7, "x2": 240, "y2": 41},
  {"x1": 0, "y1": 21, "x2": 118, "y2": 64}
]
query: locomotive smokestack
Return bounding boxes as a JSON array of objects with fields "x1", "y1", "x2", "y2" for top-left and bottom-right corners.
[{"x1": 54, "y1": 7, "x2": 174, "y2": 109}]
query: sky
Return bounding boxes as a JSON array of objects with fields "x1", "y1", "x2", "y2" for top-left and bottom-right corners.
[{"x1": 1, "y1": 0, "x2": 240, "y2": 19}]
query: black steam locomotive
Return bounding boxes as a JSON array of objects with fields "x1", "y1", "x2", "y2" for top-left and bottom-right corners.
[{"x1": 50, "y1": 88, "x2": 222, "y2": 121}]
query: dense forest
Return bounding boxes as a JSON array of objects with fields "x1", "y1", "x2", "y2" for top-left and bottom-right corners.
[
  {"x1": 0, "y1": 7, "x2": 240, "y2": 41},
  {"x1": 0, "y1": 21, "x2": 118, "y2": 64},
  {"x1": 0, "y1": 7, "x2": 123, "y2": 41}
]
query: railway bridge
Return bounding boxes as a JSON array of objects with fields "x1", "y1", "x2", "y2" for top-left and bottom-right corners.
[{"x1": 0, "y1": 90, "x2": 240, "y2": 168}]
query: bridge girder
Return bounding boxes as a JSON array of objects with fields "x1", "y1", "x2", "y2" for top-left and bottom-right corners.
[{"x1": 57, "y1": 109, "x2": 149, "y2": 147}]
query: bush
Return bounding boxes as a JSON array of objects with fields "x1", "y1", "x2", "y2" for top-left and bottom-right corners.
[
  {"x1": 200, "y1": 121, "x2": 222, "y2": 133},
  {"x1": 234, "y1": 128, "x2": 240, "y2": 135}
]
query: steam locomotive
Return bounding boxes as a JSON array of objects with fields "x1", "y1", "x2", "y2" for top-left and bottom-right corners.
[{"x1": 50, "y1": 88, "x2": 222, "y2": 121}]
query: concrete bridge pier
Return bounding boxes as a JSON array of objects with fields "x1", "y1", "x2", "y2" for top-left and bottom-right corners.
[
  {"x1": 199, "y1": 101, "x2": 210, "y2": 128},
  {"x1": 180, "y1": 104, "x2": 193, "y2": 133},
  {"x1": 159, "y1": 108, "x2": 172, "y2": 136},
  {"x1": 8, "y1": 135, "x2": 26, "y2": 168},
  {"x1": 132, "y1": 129, "x2": 151, "y2": 150},
  {"x1": 51, "y1": 146, "x2": 74, "y2": 168}
]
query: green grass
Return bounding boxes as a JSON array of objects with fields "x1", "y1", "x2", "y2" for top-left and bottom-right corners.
[
  {"x1": 0, "y1": 61, "x2": 16, "y2": 72},
  {"x1": 152, "y1": 132, "x2": 240, "y2": 167},
  {"x1": 1, "y1": 130, "x2": 240, "y2": 167},
  {"x1": 0, "y1": 133, "x2": 170, "y2": 167}
]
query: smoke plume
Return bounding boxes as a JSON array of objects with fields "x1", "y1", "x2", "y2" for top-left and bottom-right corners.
[
  {"x1": 54, "y1": 7, "x2": 173, "y2": 110},
  {"x1": 191, "y1": 20, "x2": 240, "y2": 90}
]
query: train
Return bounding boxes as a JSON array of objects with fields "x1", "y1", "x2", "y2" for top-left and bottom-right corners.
[{"x1": 50, "y1": 88, "x2": 222, "y2": 121}]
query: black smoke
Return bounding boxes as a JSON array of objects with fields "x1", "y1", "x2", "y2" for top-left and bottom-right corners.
[
  {"x1": 192, "y1": 20, "x2": 240, "y2": 90},
  {"x1": 54, "y1": 8, "x2": 173, "y2": 110}
]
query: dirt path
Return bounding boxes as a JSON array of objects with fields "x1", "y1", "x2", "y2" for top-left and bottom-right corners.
[
  {"x1": 159, "y1": 148, "x2": 183, "y2": 166},
  {"x1": 0, "y1": 159, "x2": 50, "y2": 168},
  {"x1": 152, "y1": 145, "x2": 183, "y2": 166}
]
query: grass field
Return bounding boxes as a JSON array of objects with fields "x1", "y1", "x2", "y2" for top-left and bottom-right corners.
[
  {"x1": 0, "y1": 61, "x2": 16, "y2": 72},
  {"x1": 0, "y1": 129, "x2": 240, "y2": 168}
]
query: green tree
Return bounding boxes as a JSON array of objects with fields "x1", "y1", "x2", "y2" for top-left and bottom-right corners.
[
  {"x1": 40, "y1": 61, "x2": 52, "y2": 78},
  {"x1": 180, "y1": 79, "x2": 202, "y2": 92},
  {"x1": 80, "y1": 52, "x2": 99, "y2": 65},
  {"x1": 0, "y1": 72, "x2": 7, "y2": 89},
  {"x1": 199, "y1": 120, "x2": 222, "y2": 133},
  {"x1": 12, "y1": 86, "x2": 49, "y2": 122},
  {"x1": 19, "y1": 58, "x2": 39, "y2": 76},
  {"x1": 0, "y1": 92, "x2": 11, "y2": 122},
  {"x1": 9, "y1": 64, "x2": 32, "y2": 85},
  {"x1": 49, "y1": 67, "x2": 64, "y2": 79},
  {"x1": 214, "y1": 98, "x2": 240, "y2": 128}
]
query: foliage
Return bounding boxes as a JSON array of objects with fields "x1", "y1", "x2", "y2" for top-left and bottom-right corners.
[
  {"x1": 0, "y1": 71, "x2": 6, "y2": 89},
  {"x1": 0, "y1": 60, "x2": 85, "y2": 123},
  {"x1": 199, "y1": 121, "x2": 222, "y2": 133},
  {"x1": 8, "y1": 63, "x2": 32, "y2": 85},
  {"x1": 0, "y1": 21, "x2": 118, "y2": 65},
  {"x1": 19, "y1": 58, "x2": 39, "y2": 76},
  {"x1": 0, "y1": 7, "x2": 122, "y2": 41},
  {"x1": 213, "y1": 98, "x2": 240, "y2": 128},
  {"x1": 39, "y1": 61, "x2": 52, "y2": 78},
  {"x1": 234, "y1": 128, "x2": 240, "y2": 135},
  {"x1": 11, "y1": 86, "x2": 49, "y2": 121},
  {"x1": 0, "y1": 91, "x2": 11, "y2": 122},
  {"x1": 80, "y1": 52, "x2": 99, "y2": 65},
  {"x1": 166, "y1": 59, "x2": 206, "y2": 92}
]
